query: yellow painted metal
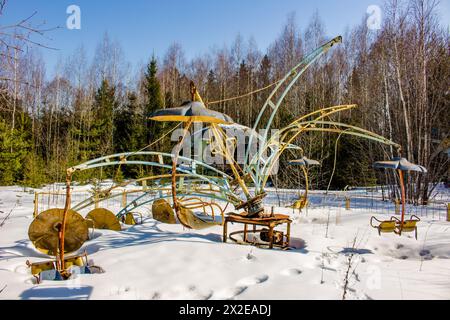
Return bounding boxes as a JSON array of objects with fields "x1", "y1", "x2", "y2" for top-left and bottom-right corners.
[
  {"x1": 447, "y1": 203, "x2": 450, "y2": 222},
  {"x1": 390, "y1": 215, "x2": 420, "y2": 239},
  {"x1": 370, "y1": 216, "x2": 396, "y2": 235},
  {"x1": 180, "y1": 197, "x2": 224, "y2": 222},
  {"x1": 28, "y1": 260, "x2": 55, "y2": 276},
  {"x1": 28, "y1": 208, "x2": 89, "y2": 256},
  {"x1": 345, "y1": 198, "x2": 351, "y2": 210},
  {"x1": 258, "y1": 104, "x2": 401, "y2": 191},
  {"x1": 152, "y1": 199, "x2": 177, "y2": 224},
  {"x1": 151, "y1": 84, "x2": 230, "y2": 124},
  {"x1": 292, "y1": 166, "x2": 310, "y2": 211},
  {"x1": 86, "y1": 208, "x2": 121, "y2": 231},
  {"x1": 292, "y1": 198, "x2": 308, "y2": 210},
  {"x1": 33, "y1": 192, "x2": 38, "y2": 218},
  {"x1": 260, "y1": 105, "x2": 358, "y2": 188},
  {"x1": 379, "y1": 221, "x2": 396, "y2": 233},
  {"x1": 27, "y1": 253, "x2": 87, "y2": 276},
  {"x1": 398, "y1": 220, "x2": 418, "y2": 233},
  {"x1": 85, "y1": 218, "x2": 94, "y2": 229},
  {"x1": 146, "y1": 80, "x2": 236, "y2": 224},
  {"x1": 192, "y1": 80, "x2": 204, "y2": 104},
  {"x1": 150, "y1": 115, "x2": 230, "y2": 124},
  {"x1": 178, "y1": 206, "x2": 221, "y2": 230},
  {"x1": 255, "y1": 105, "x2": 356, "y2": 163},
  {"x1": 123, "y1": 212, "x2": 137, "y2": 225},
  {"x1": 210, "y1": 124, "x2": 251, "y2": 198}
]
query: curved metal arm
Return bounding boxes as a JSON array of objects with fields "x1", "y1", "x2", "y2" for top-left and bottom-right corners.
[
  {"x1": 249, "y1": 105, "x2": 358, "y2": 188},
  {"x1": 370, "y1": 216, "x2": 383, "y2": 228},
  {"x1": 70, "y1": 151, "x2": 231, "y2": 180},
  {"x1": 71, "y1": 174, "x2": 240, "y2": 212},
  {"x1": 245, "y1": 36, "x2": 343, "y2": 177},
  {"x1": 258, "y1": 116, "x2": 401, "y2": 192}
]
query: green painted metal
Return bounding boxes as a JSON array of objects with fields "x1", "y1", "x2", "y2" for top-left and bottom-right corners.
[
  {"x1": 71, "y1": 151, "x2": 231, "y2": 179},
  {"x1": 72, "y1": 175, "x2": 238, "y2": 212},
  {"x1": 244, "y1": 36, "x2": 343, "y2": 185}
]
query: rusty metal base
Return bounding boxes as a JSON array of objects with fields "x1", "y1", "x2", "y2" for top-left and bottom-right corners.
[{"x1": 223, "y1": 214, "x2": 292, "y2": 250}]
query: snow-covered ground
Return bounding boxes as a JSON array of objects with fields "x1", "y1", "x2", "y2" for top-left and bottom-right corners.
[{"x1": 0, "y1": 184, "x2": 449, "y2": 300}]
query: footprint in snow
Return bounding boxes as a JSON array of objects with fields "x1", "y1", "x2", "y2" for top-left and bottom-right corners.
[
  {"x1": 210, "y1": 286, "x2": 248, "y2": 300},
  {"x1": 236, "y1": 274, "x2": 269, "y2": 286},
  {"x1": 154, "y1": 285, "x2": 213, "y2": 300},
  {"x1": 280, "y1": 268, "x2": 302, "y2": 276},
  {"x1": 211, "y1": 274, "x2": 269, "y2": 300}
]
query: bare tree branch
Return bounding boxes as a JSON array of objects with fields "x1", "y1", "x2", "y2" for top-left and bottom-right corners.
[
  {"x1": 0, "y1": 0, "x2": 6, "y2": 16},
  {"x1": 0, "y1": 203, "x2": 15, "y2": 228},
  {"x1": 0, "y1": 77, "x2": 38, "y2": 88}
]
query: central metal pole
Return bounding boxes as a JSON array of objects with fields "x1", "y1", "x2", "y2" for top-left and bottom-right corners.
[
  {"x1": 398, "y1": 169, "x2": 406, "y2": 228},
  {"x1": 172, "y1": 120, "x2": 192, "y2": 226},
  {"x1": 59, "y1": 168, "x2": 73, "y2": 274}
]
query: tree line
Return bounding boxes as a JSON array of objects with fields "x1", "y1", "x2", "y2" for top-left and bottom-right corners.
[{"x1": 0, "y1": 0, "x2": 448, "y2": 204}]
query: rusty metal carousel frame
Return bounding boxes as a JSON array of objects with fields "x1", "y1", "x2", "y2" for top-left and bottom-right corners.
[{"x1": 26, "y1": 36, "x2": 427, "y2": 282}]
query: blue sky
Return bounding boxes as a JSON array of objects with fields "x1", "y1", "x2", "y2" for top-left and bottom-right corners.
[{"x1": 4, "y1": 0, "x2": 449, "y2": 76}]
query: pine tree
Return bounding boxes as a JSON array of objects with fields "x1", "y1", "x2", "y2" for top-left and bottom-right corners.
[
  {"x1": 114, "y1": 92, "x2": 142, "y2": 153},
  {"x1": 91, "y1": 79, "x2": 117, "y2": 158},
  {"x1": 113, "y1": 92, "x2": 143, "y2": 178},
  {"x1": 144, "y1": 56, "x2": 164, "y2": 146},
  {"x1": 22, "y1": 152, "x2": 46, "y2": 187},
  {"x1": 143, "y1": 56, "x2": 168, "y2": 177},
  {"x1": 0, "y1": 119, "x2": 28, "y2": 185},
  {"x1": 258, "y1": 55, "x2": 271, "y2": 87}
]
